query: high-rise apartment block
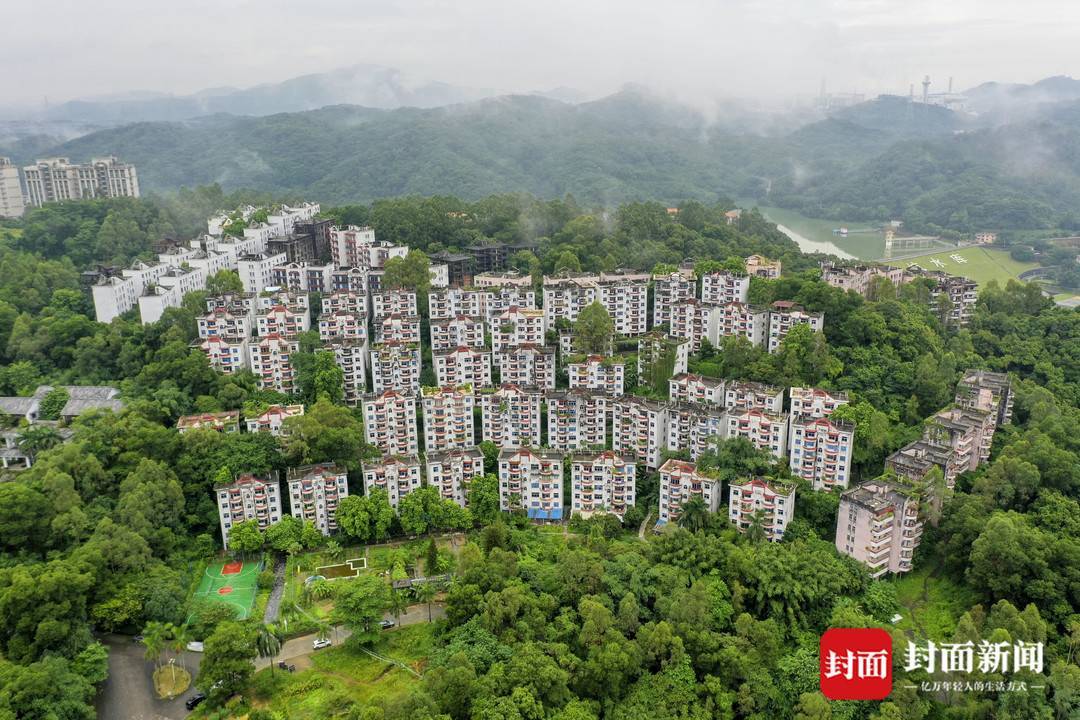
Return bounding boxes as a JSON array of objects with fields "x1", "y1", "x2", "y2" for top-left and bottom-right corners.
[
  {"x1": 287, "y1": 463, "x2": 349, "y2": 535},
  {"x1": 546, "y1": 389, "x2": 609, "y2": 451},
  {"x1": 767, "y1": 301, "x2": 825, "y2": 352},
  {"x1": 728, "y1": 478, "x2": 796, "y2": 542},
  {"x1": 701, "y1": 270, "x2": 750, "y2": 306},
  {"x1": 837, "y1": 478, "x2": 924, "y2": 577},
  {"x1": 421, "y1": 385, "x2": 476, "y2": 452},
  {"x1": 433, "y1": 347, "x2": 493, "y2": 387},
  {"x1": 480, "y1": 385, "x2": 543, "y2": 447},
  {"x1": 570, "y1": 451, "x2": 636, "y2": 519},
  {"x1": 362, "y1": 455, "x2": 422, "y2": 509},
  {"x1": 429, "y1": 315, "x2": 486, "y2": 352},
  {"x1": 496, "y1": 344, "x2": 556, "y2": 389},
  {"x1": 362, "y1": 390, "x2": 419, "y2": 456},
  {"x1": 498, "y1": 448, "x2": 564, "y2": 519},
  {"x1": 567, "y1": 356, "x2": 625, "y2": 395},
  {"x1": 612, "y1": 396, "x2": 669, "y2": 469},
  {"x1": 425, "y1": 448, "x2": 485, "y2": 507},
  {"x1": 652, "y1": 267, "x2": 697, "y2": 327},
  {"x1": 657, "y1": 459, "x2": 720, "y2": 526},
  {"x1": 369, "y1": 341, "x2": 422, "y2": 394},
  {"x1": 788, "y1": 416, "x2": 855, "y2": 490},
  {"x1": 23, "y1": 156, "x2": 139, "y2": 207},
  {"x1": 215, "y1": 473, "x2": 282, "y2": 548},
  {"x1": 789, "y1": 387, "x2": 849, "y2": 418}
]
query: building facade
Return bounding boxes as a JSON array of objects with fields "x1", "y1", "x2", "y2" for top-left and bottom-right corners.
[
  {"x1": 728, "y1": 478, "x2": 796, "y2": 542},
  {"x1": 215, "y1": 473, "x2": 282, "y2": 548},
  {"x1": 287, "y1": 463, "x2": 349, "y2": 535},
  {"x1": 362, "y1": 390, "x2": 419, "y2": 456},
  {"x1": 421, "y1": 385, "x2": 476, "y2": 452},
  {"x1": 480, "y1": 385, "x2": 543, "y2": 448},
  {"x1": 498, "y1": 448, "x2": 564, "y2": 519},
  {"x1": 570, "y1": 451, "x2": 636, "y2": 519}
]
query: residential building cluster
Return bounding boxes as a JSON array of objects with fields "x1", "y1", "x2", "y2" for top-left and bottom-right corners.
[
  {"x1": 820, "y1": 260, "x2": 978, "y2": 327},
  {"x1": 0, "y1": 156, "x2": 140, "y2": 218}
]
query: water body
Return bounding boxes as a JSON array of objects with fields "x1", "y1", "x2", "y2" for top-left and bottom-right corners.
[{"x1": 756, "y1": 206, "x2": 885, "y2": 260}]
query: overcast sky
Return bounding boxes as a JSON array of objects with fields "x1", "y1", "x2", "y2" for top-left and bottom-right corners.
[{"x1": 3, "y1": 0, "x2": 1080, "y2": 107}]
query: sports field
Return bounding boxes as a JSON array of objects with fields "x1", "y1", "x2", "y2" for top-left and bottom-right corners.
[
  {"x1": 900, "y1": 246, "x2": 1037, "y2": 287},
  {"x1": 192, "y1": 559, "x2": 260, "y2": 620}
]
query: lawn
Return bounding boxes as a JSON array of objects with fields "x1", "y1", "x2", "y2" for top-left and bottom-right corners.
[
  {"x1": 892, "y1": 562, "x2": 979, "y2": 641},
  {"x1": 901, "y1": 246, "x2": 1038, "y2": 287},
  {"x1": 248, "y1": 624, "x2": 434, "y2": 719}
]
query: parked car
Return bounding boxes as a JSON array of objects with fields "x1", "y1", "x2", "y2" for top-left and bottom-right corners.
[
  {"x1": 313, "y1": 638, "x2": 332, "y2": 650},
  {"x1": 185, "y1": 693, "x2": 206, "y2": 710},
  {"x1": 132, "y1": 635, "x2": 144, "y2": 643},
  {"x1": 379, "y1": 619, "x2": 396, "y2": 629}
]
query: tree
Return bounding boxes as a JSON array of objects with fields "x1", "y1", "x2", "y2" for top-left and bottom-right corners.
[
  {"x1": 255, "y1": 624, "x2": 283, "y2": 676},
  {"x1": 206, "y1": 270, "x2": 244, "y2": 296},
  {"x1": 37, "y1": 388, "x2": 70, "y2": 421},
  {"x1": 265, "y1": 516, "x2": 305, "y2": 552},
  {"x1": 332, "y1": 575, "x2": 389, "y2": 647},
  {"x1": 337, "y1": 489, "x2": 395, "y2": 543},
  {"x1": 197, "y1": 621, "x2": 258, "y2": 706},
  {"x1": 676, "y1": 497, "x2": 710, "y2": 533},
  {"x1": 228, "y1": 520, "x2": 264, "y2": 556},
  {"x1": 141, "y1": 621, "x2": 168, "y2": 671},
  {"x1": 416, "y1": 582, "x2": 438, "y2": 622},
  {"x1": 282, "y1": 397, "x2": 370, "y2": 471},
  {"x1": 16, "y1": 424, "x2": 63, "y2": 463},
  {"x1": 574, "y1": 301, "x2": 614, "y2": 354},
  {"x1": 383, "y1": 250, "x2": 431, "y2": 313}
]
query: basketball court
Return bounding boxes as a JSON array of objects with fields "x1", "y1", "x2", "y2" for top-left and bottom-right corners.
[{"x1": 191, "y1": 559, "x2": 260, "y2": 620}]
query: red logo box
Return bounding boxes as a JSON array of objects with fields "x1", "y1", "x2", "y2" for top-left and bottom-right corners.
[{"x1": 820, "y1": 628, "x2": 893, "y2": 700}]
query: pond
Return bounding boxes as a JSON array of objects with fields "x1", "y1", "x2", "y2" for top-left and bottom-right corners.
[{"x1": 755, "y1": 205, "x2": 887, "y2": 260}]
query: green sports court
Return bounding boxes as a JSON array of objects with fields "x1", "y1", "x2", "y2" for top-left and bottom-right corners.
[{"x1": 191, "y1": 559, "x2": 261, "y2": 620}]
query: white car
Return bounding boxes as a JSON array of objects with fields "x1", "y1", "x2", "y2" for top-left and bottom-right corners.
[{"x1": 312, "y1": 638, "x2": 332, "y2": 650}]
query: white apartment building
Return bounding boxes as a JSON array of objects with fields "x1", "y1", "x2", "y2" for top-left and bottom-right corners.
[
  {"x1": 371, "y1": 290, "x2": 418, "y2": 320},
  {"x1": 665, "y1": 402, "x2": 725, "y2": 461},
  {"x1": 480, "y1": 385, "x2": 543, "y2": 448},
  {"x1": 637, "y1": 332, "x2": 690, "y2": 388},
  {"x1": 498, "y1": 447, "x2": 564, "y2": 520},
  {"x1": 729, "y1": 478, "x2": 796, "y2": 542},
  {"x1": 326, "y1": 339, "x2": 369, "y2": 405},
  {"x1": 255, "y1": 304, "x2": 310, "y2": 337},
  {"x1": 724, "y1": 381, "x2": 785, "y2": 414},
  {"x1": 425, "y1": 448, "x2": 485, "y2": 508},
  {"x1": 199, "y1": 336, "x2": 250, "y2": 375},
  {"x1": 433, "y1": 347, "x2": 493, "y2": 388},
  {"x1": 321, "y1": 289, "x2": 368, "y2": 318},
  {"x1": 789, "y1": 416, "x2": 856, "y2": 490},
  {"x1": 567, "y1": 356, "x2": 625, "y2": 396},
  {"x1": 0, "y1": 157, "x2": 25, "y2": 218},
  {"x1": 668, "y1": 299, "x2": 719, "y2": 352},
  {"x1": 546, "y1": 389, "x2": 609, "y2": 452},
  {"x1": 725, "y1": 409, "x2": 789, "y2": 459},
  {"x1": 473, "y1": 271, "x2": 534, "y2": 288},
  {"x1": 369, "y1": 342, "x2": 422, "y2": 395},
  {"x1": 837, "y1": 478, "x2": 923, "y2": 577},
  {"x1": 421, "y1": 385, "x2": 476, "y2": 452},
  {"x1": 375, "y1": 314, "x2": 422, "y2": 344},
  {"x1": 329, "y1": 226, "x2": 407, "y2": 269},
  {"x1": 767, "y1": 301, "x2": 825, "y2": 353},
  {"x1": 492, "y1": 307, "x2": 546, "y2": 351},
  {"x1": 429, "y1": 287, "x2": 537, "y2": 324},
  {"x1": 651, "y1": 268, "x2": 697, "y2": 328},
  {"x1": 789, "y1": 387, "x2": 849, "y2": 418},
  {"x1": 429, "y1": 315, "x2": 486, "y2": 353},
  {"x1": 137, "y1": 265, "x2": 209, "y2": 324},
  {"x1": 713, "y1": 302, "x2": 768, "y2": 347},
  {"x1": 271, "y1": 262, "x2": 334, "y2": 294},
  {"x1": 745, "y1": 254, "x2": 781, "y2": 279},
  {"x1": 362, "y1": 390, "x2": 419, "y2": 456},
  {"x1": 543, "y1": 272, "x2": 650, "y2": 336},
  {"x1": 319, "y1": 310, "x2": 368, "y2": 343},
  {"x1": 23, "y1": 156, "x2": 139, "y2": 207},
  {"x1": 700, "y1": 271, "x2": 750, "y2": 306},
  {"x1": 429, "y1": 263, "x2": 450, "y2": 288},
  {"x1": 570, "y1": 451, "x2": 636, "y2": 520},
  {"x1": 496, "y1": 344, "x2": 556, "y2": 390},
  {"x1": 198, "y1": 309, "x2": 252, "y2": 340},
  {"x1": 331, "y1": 267, "x2": 368, "y2": 293},
  {"x1": 287, "y1": 463, "x2": 349, "y2": 535},
  {"x1": 612, "y1": 396, "x2": 669, "y2": 469},
  {"x1": 245, "y1": 404, "x2": 304, "y2": 435},
  {"x1": 922, "y1": 406, "x2": 995, "y2": 485},
  {"x1": 238, "y1": 252, "x2": 289, "y2": 293},
  {"x1": 248, "y1": 334, "x2": 299, "y2": 393},
  {"x1": 362, "y1": 455, "x2": 422, "y2": 509},
  {"x1": 657, "y1": 459, "x2": 720, "y2": 526},
  {"x1": 669, "y1": 373, "x2": 725, "y2": 406},
  {"x1": 215, "y1": 473, "x2": 282, "y2": 548},
  {"x1": 820, "y1": 262, "x2": 909, "y2": 297}
]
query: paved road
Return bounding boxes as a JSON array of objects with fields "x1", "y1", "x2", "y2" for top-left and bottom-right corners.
[
  {"x1": 263, "y1": 559, "x2": 286, "y2": 623},
  {"x1": 260, "y1": 603, "x2": 445, "y2": 669},
  {"x1": 96, "y1": 635, "x2": 203, "y2": 720}
]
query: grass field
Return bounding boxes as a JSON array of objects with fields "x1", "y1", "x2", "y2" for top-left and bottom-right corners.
[
  {"x1": 900, "y1": 246, "x2": 1038, "y2": 287},
  {"x1": 191, "y1": 559, "x2": 260, "y2": 620},
  {"x1": 893, "y1": 563, "x2": 979, "y2": 641}
]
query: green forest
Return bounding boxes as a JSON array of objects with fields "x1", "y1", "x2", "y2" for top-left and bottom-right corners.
[{"x1": 0, "y1": 192, "x2": 1078, "y2": 719}]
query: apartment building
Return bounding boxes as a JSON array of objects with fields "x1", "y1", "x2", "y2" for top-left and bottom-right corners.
[
  {"x1": 480, "y1": 385, "x2": 543, "y2": 448},
  {"x1": 430, "y1": 315, "x2": 486, "y2": 352},
  {"x1": 215, "y1": 473, "x2": 282, "y2": 548},
  {"x1": 926, "y1": 272, "x2": 978, "y2": 327},
  {"x1": 319, "y1": 310, "x2": 368, "y2": 343},
  {"x1": 820, "y1": 262, "x2": 909, "y2": 297},
  {"x1": 612, "y1": 396, "x2": 669, "y2": 469},
  {"x1": 433, "y1": 347, "x2": 493, "y2": 387},
  {"x1": 668, "y1": 299, "x2": 719, "y2": 352},
  {"x1": 362, "y1": 455, "x2": 422, "y2": 509},
  {"x1": 546, "y1": 389, "x2": 609, "y2": 451},
  {"x1": 492, "y1": 307, "x2": 546, "y2": 351},
  {"x1": 543, "y1": 272, "x2": 650, "y2": 336},
  {"x1": 425, "y1": 448, "x2": 485, "y2": 507},
  {"x1": 331, "y1": 267, "x2": 368, "y2": 293},
  {"x1": 429, "y1": 286, "x2": 537, "y2": 324},
  {"x1": 321, "y1": 290, "x2": 368, "y2": 319},
  {"x1": 713, "y1": 302, "x2": 769, "y2": 347},
  {"x1": 652, "y1": 267, "x2": 697, "y2": 327},
  {"x1": 473, "y1": 270, "x2": 534, "y2": 288},
  {"x1": 329, "y1": 226, "x2": 407, "y2": 268},
  {"x1": 238, "y1": 252, "x2": 288, "y2": 293},
  {"x1": 0, "y1": 157, "x2": 25, "y2": 218},
  {"x1": 270, "y1": 262, "x2": 334, "y2": 294},
  {"x1": 886, "y1": 439, "x2": 955, "y2": 486},
  {"x1": 498, "y1": 448, "x2": 564, "y2": 519},
  {"x1": 496, "y1": 344, "x2": 556, "y2": 389},
  {"x1": 177, "y1": 411, "x2": 240, "y2": 433},
  {"x1": 923, "y1": 406, "x2": 995, "y2": 479},
  {"x1": 248, "y1": 334, "x2": 299, "y2": 393},
  {"x1": 567, "y1": 355, "x2": 625, "y2": 395},
  {"x1": 421, "y1": 385, "x2": 476, "y2": 452},
  {"x1": 837, "y1": 478, "x2": 923, "y2": 577},
  {"x1": 724, "y1": 381, "x2": 785, "y2": 414},
  {"x1": 700, "y1": 270, "x2": 750, "y2": 306},
  {"x1": 23, "y1": 156, "x2": 139, "y2": 207},
  {"x1": 725, "y1": 409, "x2": 789, "y2": 459},
  {"x1": 369, "y1": 341, "x2": 422, "y2": 394},
  {"x1": 326, "y1": 340, "x2": 369, "y2": 405},
  {"x1": 666, "y1": 402, "x2": 725, "y2": 461},
  {"x1": 374, "y1": 313, "x2": 422, "y2": 344},
  {"x1": 728, "y1": 478, "x2": 796, "y2": 542},
  {"x1": 245, "y1": 404, "x2": 304, "y2": 435},
  {"x1": 255, "y1": 304, "x2": 310, "y2": 337},
  {"x1": 371, "y1": 289, "x2": 418, "y2": 320},
  {"x1": 570, "y1": 451, "x2": 636, "y2": 519},
  {"x1": 954, "y1": 370, "x2": 1013, "y2": 426},
  {"x1": 789, "y1": 387, "x2": 849, "y2": 418},
  {"x1": 789, "y1": 416, "x2": 856, "y2": 490},
  {"x1": 199, "y1": 336, "x2": 249, "y2": 375},
  {"x1": 362, "y1": 390, "x2": 419, "y2": 456},
  {"x1": 137, "y1": 265, "x2": 209, "y2": 324},
  {"x1": 637, "y1": 332, "x2": 690, "y2": 391},
  {"x1": 287, "y1": 463, "x2": 349, "y2": 535},
  {"x1": 657, "y1": 459, "x2": 720, "y2": 526},
  {"x1": 669, "y1": 373, "x2": 724, "y2": 406},
  {"x1": 198, "y1": 308, "x2": 252, "y2": 340},
  {"x1": 745, "y1": 254, "x2": 781, "y2": 279},
  {"x1": 767, "y1": 301, "x2": 825, "y2": 353}
]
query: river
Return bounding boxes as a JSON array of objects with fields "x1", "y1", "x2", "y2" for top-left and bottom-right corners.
[{"x1": 755, "y1": 206, "x2": 885, "y2": 260}]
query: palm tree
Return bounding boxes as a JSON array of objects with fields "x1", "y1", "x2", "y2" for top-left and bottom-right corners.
[
  {"x1": 141, "y1": 621, "x2": 167, "y2": 671},
  {"x1": 16, "y1": 424, "x2": 61, "y2": 463},
  {"x1": 169, "y1": 623, "x2": 192, "y2": 674},
  {"x1": 256, "y1": 624, "x2": 284, "y2": 676},
  {"x1": 677, "y1": 497, "x2": 710, "y2": 533},
  {"x1": 746, "y1": 509, "x2": 767, "y2": 544},
  {"x1": 388, "y1": 587, "x2": 407, "y2": 626},
  {"x1": 415, "y1": 582, "x2": 438, "y2": 623},
  {"x1": 325, "y1": 539, "x2": 344, "y2": 562}
]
